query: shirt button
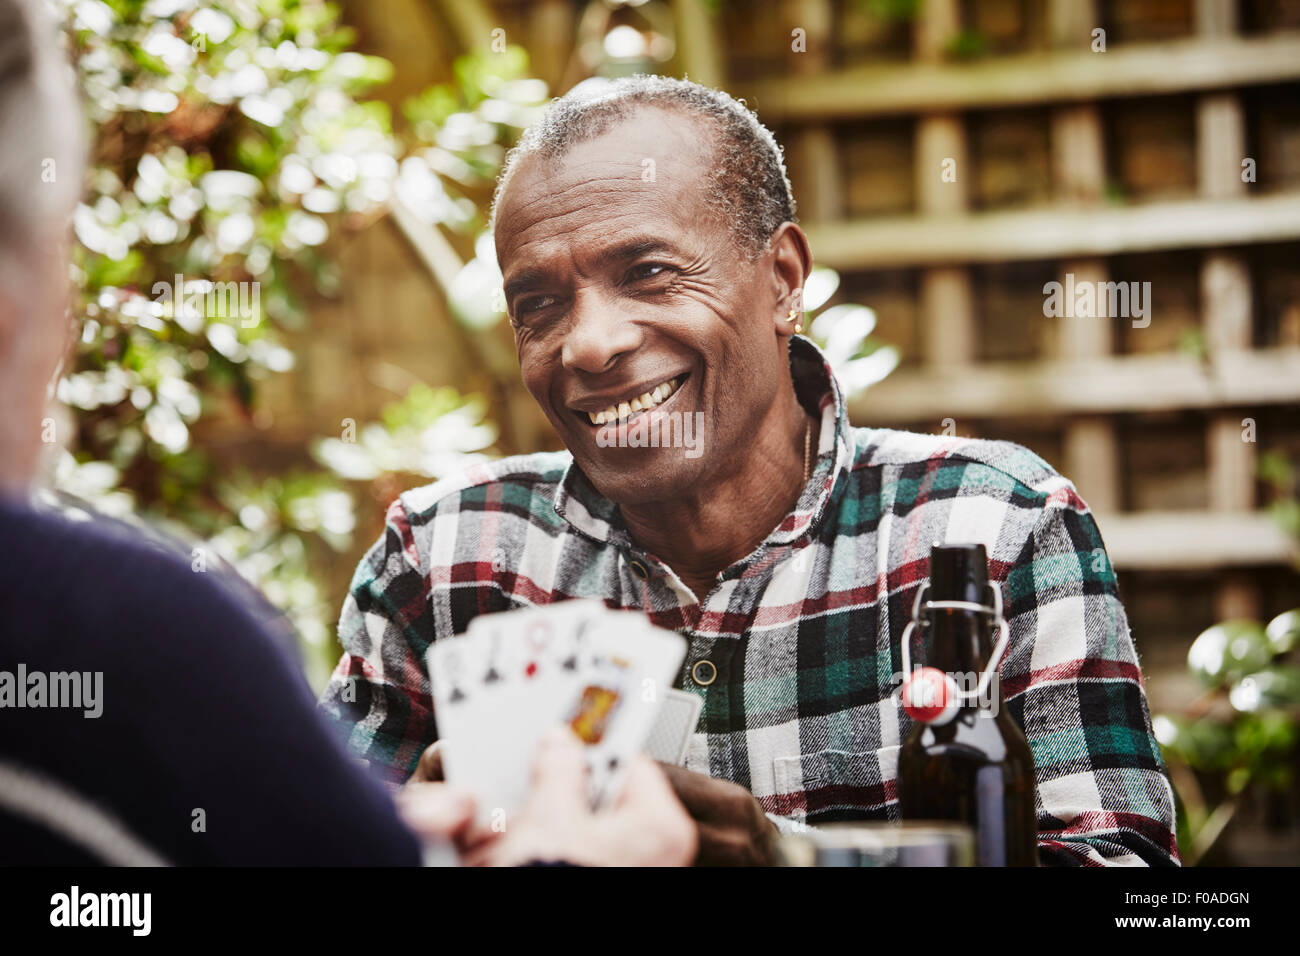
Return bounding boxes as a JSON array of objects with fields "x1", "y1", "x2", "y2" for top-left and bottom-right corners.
[
  {"x1": 629, "y1": 559, "x2": 649, "y2": 580},
  {"x1": 691, "y1": 659, "x2": 717, "y2": 687}
]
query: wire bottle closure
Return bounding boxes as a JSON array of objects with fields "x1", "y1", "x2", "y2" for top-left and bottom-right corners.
[{"x1": 900, "y1": 580, "x2": 1010, "y2": 706}]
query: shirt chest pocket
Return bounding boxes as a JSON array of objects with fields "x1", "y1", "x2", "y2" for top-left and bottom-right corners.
[{"x1": 773, "y1": 745, "x2": 902, "y2": 816}]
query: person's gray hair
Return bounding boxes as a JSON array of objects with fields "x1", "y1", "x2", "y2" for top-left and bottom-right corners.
[
  {"x1": 0, "y1": 0, "x2": 84, "y2": 255},
  {"x1": 490, "y1": 75, "x2": 796, "y2": 260}
]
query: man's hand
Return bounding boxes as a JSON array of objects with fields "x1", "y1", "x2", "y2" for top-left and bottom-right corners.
[
  {"x1": 401, "y1": 741, "x2": 501, "y2": 856},
  {"x1": 393, "y1": 781, "x2": 476, "y2": 847},
  {"x1": 658, "y1": 763, "x2": 779, "y2": 866},
  {"x1": 411, "y1": 740, "x2": 446, "y2": 782},
  {"x1": 466, "y1": 728, "x2": 697, "y2": 867}
]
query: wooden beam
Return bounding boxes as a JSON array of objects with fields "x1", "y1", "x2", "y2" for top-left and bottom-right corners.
[
  {"x1": 1208, "y1": 413, "x2": 1257, "y2": 511},
  {"x1": 739, "y1": 33, "x2": 1300, "y2": 120},
  {"x1": 1191, "y1": 56, "x2": 1262, "y2": 615},
  {"x1": 849, "y1": 348, "x2": 1300, "y2": 421},
  {"x1": 1215, "y1": 571, "x2": 1262, "y2": 622},
  {"x1": 805, "y1": 192, "x2": 1300, "y2": 269},
  {"x1": 910, "y1": 3, "x2": 973, "y2": 375},
  {"x1": 1055, "y1": 259, "x2": 1119, "y2": 514},
  {"x1": 916, "y1": 114, "x2": 968, "y2": 215},
  {"x1": 528, "y1": 0, "x2": 575, "y2": 92},
  {"x1": 1048, "y1": 0, "x2": 1099, "y2": 49},
  {"x1": 671, "y1": 0, "x2": 726, "y2": 89},
  {"x1": 786, "y1": 0, "x2": 833, "y2": 72},
  {"x1": 784, "y1": 0, "x2": 840, "y2": 221},
  {"x1": 920, "y1": 267, "x2": 976, "y2": 368},
  {"x1": 1051, "y1": 104, "x2": 1106, "y2": 205},
  {"x1": 1196, "y1": 0, "x2": 1239, "y2": 38},
  {"x1": 1099, "y1": 511, "x2": 1295, "y2": 570},
  {"x1": 1056, "y1": 259, "x2": 1113, "y2": 358},
  {"x1": 431, "y1": 0, "x2": 496, "y2": 52},
  {"x1": 910, "y1": 3, "x2": 973, "y2": 376},
  {"x1": 913, "y1": 108, "x2": 974, "y2": 370},
  {"x1": 915, "y1": 0, "x2": 962, "y2": 63},
  {"x1": 1198, "y1": 93, "x2": 1248, "y2": 199},
  {"x1": 789, "y1": 128, "x2": 843, "y2": 222},
  {"x1": 1047, "y1": 86, "x2": 1121, "y2": 521},
  {"x1": 1202, "y1": 253, "x2": 1255, "y2": 512},
  {"x1": 1065, "y1": 417, "x2": 1122, "y2": 514},
  {"x1": 1203, "y1": 253, "x2": 1253, "y2": 352}
]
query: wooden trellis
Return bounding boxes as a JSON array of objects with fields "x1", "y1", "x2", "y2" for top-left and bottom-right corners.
[{"x1": 732, "y1": 0, "x2": 1300, "y2": 625}]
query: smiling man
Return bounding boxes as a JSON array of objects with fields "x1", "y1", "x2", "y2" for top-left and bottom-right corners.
[{"x1": 320, "y1": 76, "x2": 1179, "y2": 867}]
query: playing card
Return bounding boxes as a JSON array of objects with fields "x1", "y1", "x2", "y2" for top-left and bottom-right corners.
[
  {"x1": 642, "y1": 687, "x2": 704, "y2": 765},
  {"x1": 427, "y1": 633, "x2": 508, "y2": 817},
  {"x1": 566, "y1": 614, "x2": 688, "y2": 808},
  {"x1": 430, "y1": 602, "x2": 601, "y2": 821},
  {"x1": 428, "y1": 602, "x2": 687, "y2": 821},
  {"x1": 429, "y1": 621, "x2": 562, "y2": 822}
]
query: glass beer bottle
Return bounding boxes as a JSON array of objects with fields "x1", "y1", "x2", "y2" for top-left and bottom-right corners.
[{"x1": 897, "y1": 543, "x2": 1038, "y2": 867}]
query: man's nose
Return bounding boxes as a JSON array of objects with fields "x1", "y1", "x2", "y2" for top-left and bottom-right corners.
[{"x1": 560, "y1": 292, "x2": 643, "y2": 374}]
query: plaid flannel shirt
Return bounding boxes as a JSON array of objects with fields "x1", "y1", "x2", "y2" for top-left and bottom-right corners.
[{"x1": 320, "y1": 336, "x2": 1179, "y2": 867}]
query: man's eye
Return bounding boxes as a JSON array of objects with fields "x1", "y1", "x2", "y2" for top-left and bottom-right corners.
[
  {"x1": 516, "y1": 295, "x2": 558, "y2": 316},
  {"x1": 627, "y1": 262, "x2": 673, "y2": 282}
]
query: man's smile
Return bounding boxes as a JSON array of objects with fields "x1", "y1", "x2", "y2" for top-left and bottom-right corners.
[{"x1": 570, "y1": 371, "x2": 691, "y2": 429}]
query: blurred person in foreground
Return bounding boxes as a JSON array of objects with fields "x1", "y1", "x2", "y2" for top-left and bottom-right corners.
[
  {"x1": 322, "y1": 75, "x2": 1180, "y2": 867},
  {"x1": 0, "y1": 0, "x2": 692, "y2": 867}
]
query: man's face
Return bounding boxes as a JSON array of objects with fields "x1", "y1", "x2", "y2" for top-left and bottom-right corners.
[{"x1": 494, "y1": 108, "x2": 789, "y2": 506}]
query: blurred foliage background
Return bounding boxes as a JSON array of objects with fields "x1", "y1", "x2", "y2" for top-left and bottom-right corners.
[
  {"x1": 47, "y1": 0, "x2": 540, "y2": 686},
  {"x1": 1157, "y1": 607, "x2": 1300, "y2": 865}
]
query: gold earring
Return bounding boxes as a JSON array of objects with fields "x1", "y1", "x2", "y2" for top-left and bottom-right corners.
[{"x1": 787, "y1": 307, "x2": 803, "y2": 335}]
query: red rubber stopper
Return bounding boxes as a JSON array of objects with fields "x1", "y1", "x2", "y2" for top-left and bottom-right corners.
[{"x1": 901, "y1": 667, "x2": 961, "y2": 725}]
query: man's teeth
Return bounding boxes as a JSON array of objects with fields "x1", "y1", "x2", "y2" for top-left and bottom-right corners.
[{"x1": 587, "y1": 377, "x2": 681, "y2": 425}]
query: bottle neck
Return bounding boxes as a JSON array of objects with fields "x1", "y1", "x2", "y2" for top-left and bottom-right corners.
[{"x1": 926, "y1": 609, "x2": 996, "y2": 710}]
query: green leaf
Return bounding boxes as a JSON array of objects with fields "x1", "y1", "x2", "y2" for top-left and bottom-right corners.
[
  {"x1": 1265, "y1": 609, "x2": 1300, "y2": 654},
  {"x1": 86, "y1": 250, "x2": 145, "y2": 287},
  {"x1": 1188, "y1": 620, "x2": 1273, "y2": 687},
  {"x1": 127, "y1": 45, "x2": 171, "y2": 77}
]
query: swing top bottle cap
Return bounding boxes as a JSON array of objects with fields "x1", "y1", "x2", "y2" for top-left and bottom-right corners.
[{"x1": 929, "y1": 543, "x2": 988, "y2": 603}]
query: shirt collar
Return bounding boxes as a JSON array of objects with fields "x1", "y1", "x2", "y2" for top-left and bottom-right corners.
[{"x1": 553, "y1": 335, "x2": 854, "y2": 558}]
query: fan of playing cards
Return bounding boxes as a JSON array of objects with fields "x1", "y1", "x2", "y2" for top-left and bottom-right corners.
[{"x1": 428, "y1": 601, "x2": 703, "y2": 822}]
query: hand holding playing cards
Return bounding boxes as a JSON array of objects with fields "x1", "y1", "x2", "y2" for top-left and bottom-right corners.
[
  {"x1": 465, "y1": 727, "x2": 696, "y2": 867},
  {"x1": 412, "y1": 739, "x2": 447, "y2": 782},
  {"x1": 423, "y1": 602, "x2": 707, "y2": 864},
  {"x1": 659, "y1": 764, "x2": 779, "y2": 866},
  {"x1": 394, "y1": 781, "x2": 477, "y2": 846}
]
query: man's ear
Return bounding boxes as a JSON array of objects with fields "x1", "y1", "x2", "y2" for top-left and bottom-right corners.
[{"x1": 767, "y1": 222, "x2": 813, "y2": 337}]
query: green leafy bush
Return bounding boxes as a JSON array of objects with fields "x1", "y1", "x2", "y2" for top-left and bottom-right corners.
[
  {"x1": 1155, "y1": 608, "x2": 1300, "y2": 864},
  {"x1": 47, "y1": 0, "x2": 543, "y2": 685}
]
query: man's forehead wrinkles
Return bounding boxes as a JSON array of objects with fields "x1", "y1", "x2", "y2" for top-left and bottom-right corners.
[
  {"x1": 505, "y1": 212, "x2": 674, "y2": 279},
  {"x1": 500, "y1": 186, "x2": 680, "y2": 265},
  {"x1": 544, "y1": 152, "x2": 651, "y2": 175},
  {"x1": 519, "y1": 204, "x2": 655, "y2": 244},
  {"x1": 504, "y1": 138, "x2": 702, "y2": 216},
  {"x1": 509, "y1": 172, "x2": 657, "y2": 224}
]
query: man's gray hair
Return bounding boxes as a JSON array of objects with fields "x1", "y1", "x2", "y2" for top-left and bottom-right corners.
[
  {"x1": 490, "y1": 75, "x2": 796, "y2": 260},
  {"x1": 0, "y1": 0, "x2": 84, "y2": 253}
]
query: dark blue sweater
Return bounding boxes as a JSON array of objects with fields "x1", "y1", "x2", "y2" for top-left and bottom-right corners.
[{"x1": 0, "y1": 495, "x2": 421, "y2": 865}]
